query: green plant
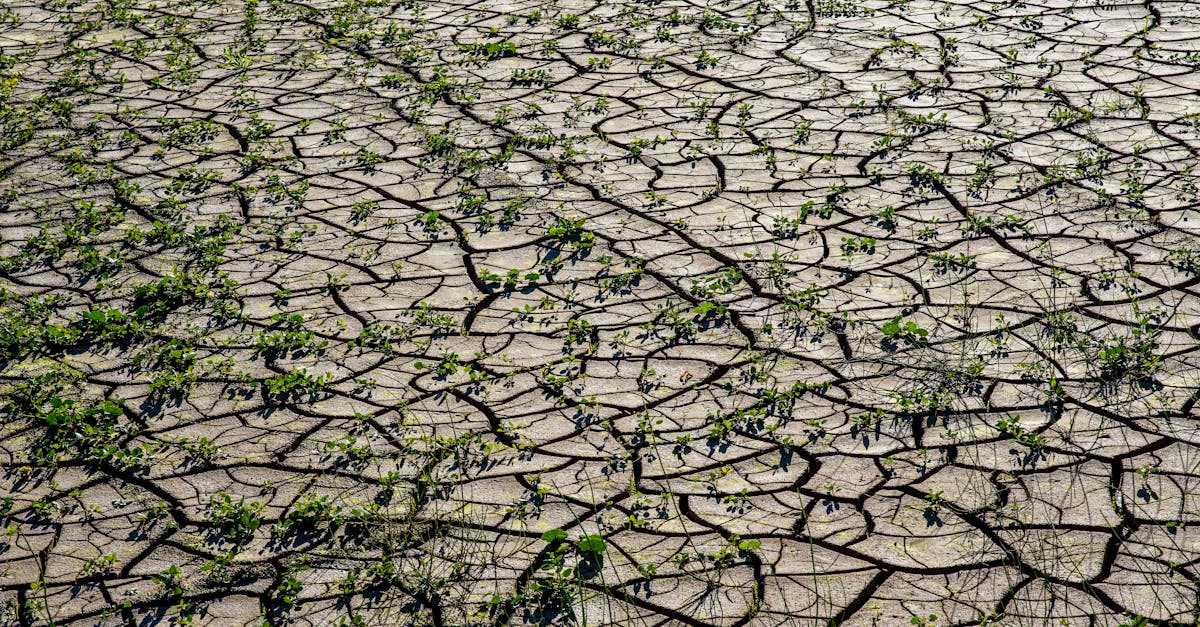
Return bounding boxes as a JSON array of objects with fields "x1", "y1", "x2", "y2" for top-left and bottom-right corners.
[
  {"x1": 254, "y1": 313, "x2": 328, "y2": 356},
  {"x1": 840, "y1": 236, "x2": 876, "y2": 259},
  {"x1": 207, "y1": 493, "x2": 264, "y2": 541},
  {"x1": 996, "y1": 416, "x2": 1046, "y2": 451},
  {"x1": 547, "y1": 216, "x2": 595, "y2": 250},
  {"x1": 153, "y1": 564, "x2": 184, "y2": 596},
  {"x1": 280, "y1": 494, "x2": 343, "y2": 534},
  {"x1": 277, "y1": 573, "x2": 303, "y2": 607},
  {"x1": 263, "y1": 368, "x2": 330, "y2": 402},
  {"x1": 880, "y1": 316, "x2": 928, "y2": 344}
]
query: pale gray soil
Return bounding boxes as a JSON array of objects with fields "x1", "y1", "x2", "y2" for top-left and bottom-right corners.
[{"x1": 1, "y1": 0, "x2": 1200, "y2": 625}]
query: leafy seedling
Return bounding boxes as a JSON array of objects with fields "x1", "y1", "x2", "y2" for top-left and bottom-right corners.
[{"x1": 881, "y1": 316, "x2": 929, "y2": 347}]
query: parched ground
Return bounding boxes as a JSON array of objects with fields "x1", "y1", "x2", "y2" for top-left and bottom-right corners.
[{"x1": 1, "y1": 0, "x2": 1200, "y2": 625}]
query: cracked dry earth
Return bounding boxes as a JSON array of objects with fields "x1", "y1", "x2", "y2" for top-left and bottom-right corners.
[{"x1": 5, "y1": 0, "x2": 1200, "y2": 626}]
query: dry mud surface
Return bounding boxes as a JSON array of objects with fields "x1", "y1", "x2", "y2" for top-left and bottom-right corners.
[{"x1": 2, "y1": 0, "x2": 1200, "y2": 625}]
